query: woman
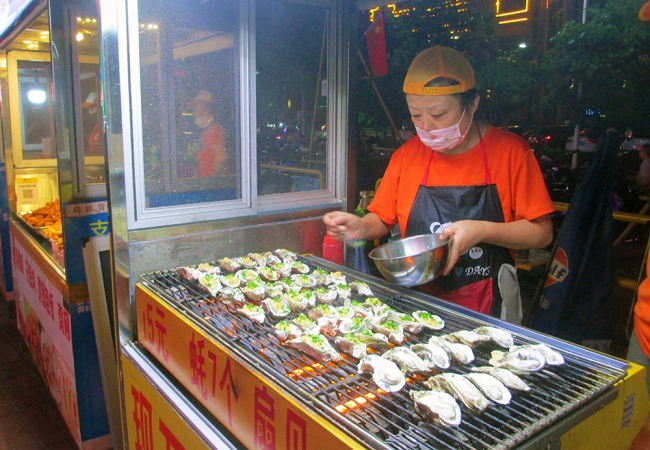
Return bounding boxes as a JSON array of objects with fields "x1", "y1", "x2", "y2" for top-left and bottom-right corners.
[{"x1": 323, "y1": 46, "x2": 554, "y2": 322}]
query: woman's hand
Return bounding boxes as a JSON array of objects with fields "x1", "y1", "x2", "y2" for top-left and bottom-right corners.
[
  {"x1": 322, "y1": 211, "x2": 392, "y2": 242},
  {"x1": 439, "y1": 220, "x2": 487, "y2": 275}
]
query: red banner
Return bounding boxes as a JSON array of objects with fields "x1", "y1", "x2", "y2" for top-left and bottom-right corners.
[{"x1": 364, "y1": 13, "x2": 388, "y2": 78}]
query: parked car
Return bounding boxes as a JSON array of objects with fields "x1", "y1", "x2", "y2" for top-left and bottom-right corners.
[
  {"x1": 565, "y1": 128, "x2": 598, "y2": 152},
  {"x1": 523, "y1": 125, "x2": 574, "y2": 150}
]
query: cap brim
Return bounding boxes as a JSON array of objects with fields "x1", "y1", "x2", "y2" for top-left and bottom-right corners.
[{"x1": 640, "y1": 0, "x2": 650, "y2": 21}]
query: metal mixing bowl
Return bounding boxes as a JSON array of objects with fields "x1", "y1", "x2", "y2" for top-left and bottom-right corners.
[{"x1": 368, "y1": 234, "x2": 451, "y2": 287}]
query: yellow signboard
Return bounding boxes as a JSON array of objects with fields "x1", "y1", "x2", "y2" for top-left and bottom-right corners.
[{"x1": 135, "y1": 284, "x2": 364, "y2": 450}]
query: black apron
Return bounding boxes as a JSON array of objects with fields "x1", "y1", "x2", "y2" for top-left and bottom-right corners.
[{"x1": 405, "y1": 124, "x2": 515, "y2": 317}]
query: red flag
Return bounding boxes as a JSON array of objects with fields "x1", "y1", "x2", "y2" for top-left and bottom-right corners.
[{"x1": 364, "y1": 13, "x2": 388, "y2": 78}]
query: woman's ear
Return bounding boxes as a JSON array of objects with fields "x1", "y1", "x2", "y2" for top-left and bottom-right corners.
[{"x1": 468, "y1": 94, "x2": 480, "y2": 115}]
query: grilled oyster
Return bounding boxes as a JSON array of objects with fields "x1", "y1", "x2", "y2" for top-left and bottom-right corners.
[
  {"x1": 384, "y1": 310, "x2": 424, "y2": 334},
  {"x1": 355, "y1": 329, "x2": 390, "y2": 350},
  {"x1": 272, "y1": 320, "x2": 302, "y2": 341},
  {"x1": 364, "y1": 297, "x2": 389, "y2": 315},
  {"x1": 197, "y1": 263, "x2": 221, "y2": 275},
  {"x1": 176, "y1": 266, "x2": 201, "y2": 281},
  {"x1": 335, "y1": 283, "x2": 351, "y2": 300},
  {"x1": 430, "y1": 336, "x2": 474, "y2": 365},
  {"x1": 382, "y1": 347, "x2": 430, "y2": 375},
  {"x1": 308, "y1": 304, "x2": 340, "y2": 324},
  {"x1": 220, "y1": 287, "x2": 245, "y2": 304},
  {"x1": 334, "y1": 334, "x2": 367, "y2": 359},
  {"x1": 358, "y1": 355, "x2": 406, "y2": 393},
  {"x1": 465, "y1": 373, "x2": 512, "y2": 405},
  {"x1": 221, "y1": 273, "x2": 241, "y2": 288},
  {"x1": 471, "y1": 366, "x2": 531, "y2": 392},
  {"x1": 263, "y1": 251, "x2": 282, "y2": 266},
  {"x1": 489, "y1": 348, "x2": 546, "y2": 374},
  {"x1": 275, "y1": 277, "x2": 299, "y2": 292},
  {"x1": 339, "y1": 316, "x2": 372, "y2": 335},
  {"x1": 218, "y1": 257, "x2": 241, "y2": 273},
  {"x1": 411, "y1": 343, "x2": 451, "y2": 370},
  {"x1": 412, "y1": 311, "x2": 445, "y2": 330},
  {"x1": 475, "y1": 326, "x2": 514, "y2": 348},
  {"x1": 236, "y1": 304, "x2": 265, "y2": 323},
  {"x1": 312, "y1": 268, "x2": 332, "y2": 286},
  {"x1": 235, "y1": 256, "x2": 257, "y2": 269},
  {"x1": 291, "y1": 261, "x2": 310, "y2": 274},
  {"x1": 286, "y1": 334, "x2": 342, "y2": 363},
  {"x1": 510, "y1": 344, "x2": 564, "y2": 366},
  {"x1": 336, "y1": 306, "x2": 355, "y2": 322},
  {"x1": 291, "y1": 274, "x2": 317, "y2": 289},
  {"x1": 291, "y1": 313, "x2": 320, "y2": 334},
  {"x1": 330, "y1": 271, "x2": 346, "y2": 285},
  {"x1": 350, "y1": 281, "x2": 373, "y2": 296},
  {"x1": 272, "y1": 262, "x2": 292, "y2": 278},
  {"x1": 197, "y1": 273, "x2": 221, "y2": 297},
  {"x1": 264, "y1": 283, "x2": 284, "y2": 299},
  {"x1": 235, "y1": 269, "x2": 260, "y2": 283},
  {"x1": 442, "y1": 330, "x2": 492, "y2": 348},
  {"x1": 374, "y1": 320, "x2": 404, "y2": 345},
  {"x1": 258, "y1": 266, "x2": 280, "y2": 282},
  {"x1": 410, "y1": 390, "x2": 462, "y2": 427},
  {"x1": 425, "y1": 373, "x2": 489, "y2": 414},
  {"x1": 241, "y1": 279, "x2": 266, "y2": 301},
  {"x1": 274, "y1": 248, "x2": 297, "y2": 262},
  {"x1": 301, "y1": 289, "x2": 317, "y2": 308},
  {"x1": 262, "y1": 297, "x2": 291, "y2": 319},
  {"x1": 314, "y1": 287, "x2": 337, "y2": 304},
  {"x1": 282, "y1": 290, "x2": 308, "y2": 311},
  {"x1": 247, "y1": 252, "x2": 267, "y2": 267}
]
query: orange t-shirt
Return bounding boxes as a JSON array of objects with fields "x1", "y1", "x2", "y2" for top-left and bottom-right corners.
[
  {"x1": 634, "y1": 253, "x2": 650, "y2": 358},
  {"x1": 368, "y1": 125, "x2": 555, "y2": 238},
  {"x1": 197, "y1": 123, "x2": 227, "y2": 177}
]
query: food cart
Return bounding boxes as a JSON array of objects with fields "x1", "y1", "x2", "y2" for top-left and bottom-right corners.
[{"x1": 0, "y1": 0, "x2": 111, "y2": 448}]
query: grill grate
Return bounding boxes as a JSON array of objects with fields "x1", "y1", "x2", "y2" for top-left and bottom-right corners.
[{"x1": 140, "y1": 256, "x2": 626, "y2": 450}]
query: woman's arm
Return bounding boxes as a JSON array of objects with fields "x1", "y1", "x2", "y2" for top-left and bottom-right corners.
[
  {"x1": 322, "y1": 211, "x2": 392, "y2": 242},
  {"x1": 439, "y1": 214, "x2": 553, "y2": 274}
]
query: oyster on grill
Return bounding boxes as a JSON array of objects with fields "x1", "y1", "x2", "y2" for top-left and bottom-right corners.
[
  {"x1": 282, "y1": 290, "x2": 308, "y2": 311},
  {"x1": 263, "y1": 252, "x2": 282, "y2": 266},
  {"x1": 262, "y1": 297, "x2": 291, "y2": 319},
  {"x1": 312, "y1": 268, "x2": 332, "y2": 286},
  {"x1": 301, "y1": 289, "x2": 317, "y2": 308},
  {"x1": 411, "y1": 343, "x2": 451, "y2": 370},
  {"x1": 286, "y1": 334, "x2": 342, "y2": 363},
  {"x1": 471, "y1": 366, "x2": 531, "y2": 392},
  {"x1": 412, "y1": 311, "x2": 445, "y2": 330},
  {"x1": 241, "y1": 280, "x2": 266, "y2": 301},
  {"x1": 272, "y1": 320, "x2": 302, "y2": 341},
  {"x1": 410, "y1": 390, "x2": 462, "y2": 427},
  {"x1": 235, "y1": 256, "x2": 257, "y2": 269},
  {"x1": 510, "y1": 344, "x2": 565, "y2": 366},
  {"x1": 382, "y1": 347, "x2": 430, "y2": 375},
  {"x1": 358, "y1": 355, "x2": 406, "y2": 393},
  {"x1": 264, "y1": 283, "x2": 283, "y2": 299},
  {"x1": 258, "y1": 266, "x2": 280, "y2": 282},
  {"x1": 339, "y1": 316, "x2": 372, "y2": 335},
  {"x1": 384, "y1": 310, "x2": 424, "y2": 334},
  {"x1": 334, "y1": 334, "x2": 367, "y2": 359},
  {"x1": 274, "y1": 248, "x2": 297, "y2": 262},
  {"x1": 308, "y1": 304, "x2": 340, "y2": 324},
  {"x1": 374, "y1": 320, "x2": 404, "y2": 345},
  {"x1": 291, "y1": 261, "x2": 310, "y2": 274},
  {"x1": 314, "y1": 287, "x2": 337, "y2": 304},
  {"x1": 430, "y1": 336, "x2": 474, "y2": 365},
  {"x1": 489, "y1": 348, "x2": 546, "y2": 374},
  {"x1": 291, "y1": 313, "x2": 320, "y2": 334},
  {"x1": 355, "y1": 329, "x2": 390, "y2": 350},
  {"x1": 349, "y1": 280, "x2": 373, "y2": 297},
  {"x1": 218, "y1": 257, "x2": 241, "y2": 273},
  {"x1": 336, "y1": 306, "x2": 355, "y2": 322},
  {"x1": 272, "y1": 263, "x2": 292, "y2": 278},
  {"x1": 198, "y1": 273, "x2": 221, "y2": 297},
  {"x1": 291, "y1": 274, "x2": 317, "y2": 289},
  {"x1": 236, "y1": 304, "x2": 265, "y2": 323},
  {"x1": 275, "y1": 277, "x2": 298, "y2": 292},
  {"x1": 335, "y1": 283, "x2": 351, "y2": 299},
  {"x1": 330, "y1": 271, "x2": 346, "y2": 285},
  {"x1": 425, "y1": 373, "x2": 489, "y2": 414},
  {"x1": 221, "y1": 273, "x2": 241, "y2": 288},
  {"x1": 364, "y1": 297, "x2": 390, "y2": 316},
  {"x1": 442, "y1": 330, "x2": 492, "y2": 348},
  {"x1": 176, "y1": 266, "x2": 201, "y2": 281},
  {"x1": 465, "y1": 373, "x2": 512, "y2": 405},
  {"x1": 247, "y1": 252, "x2": 267, "y2": 267},
  {"x1": 235, "y1": 269, "x2": 260, "y2": 283},
  {"x1": 220, "y1": 287, "x2": 245, "y2": 304},
  {"x1": 474, "y1": 326, "x2": 514, "y2": 348},
  {"x1": 197, "y1": 263, "x2": 221, "y2": 275}
]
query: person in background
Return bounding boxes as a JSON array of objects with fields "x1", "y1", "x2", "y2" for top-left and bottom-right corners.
[
  {"x1": 189, "y1": 90, "x2": 228, "y2": 177},
  {"x1": 636, "y1": 144, "x2": 650, "y2": 192},
  {"x1": 323, "y1": 46, "x2": 554, "y2": 323}
]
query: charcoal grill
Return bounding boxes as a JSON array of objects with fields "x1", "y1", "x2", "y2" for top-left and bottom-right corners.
[{"x1": 138, "y1": 255, "x2": 629, "y2": 450}]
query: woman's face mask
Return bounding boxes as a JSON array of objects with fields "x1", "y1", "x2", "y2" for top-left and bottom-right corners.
[{"x1": 415, "y1": 108, "x2": 473, "y2": 152}]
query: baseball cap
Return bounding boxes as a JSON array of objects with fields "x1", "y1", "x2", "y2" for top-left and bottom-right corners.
[
  {"x1": 403, "y1": 46, "x2": 475, "y2": 96},
  {"x1": 640, "y1": 0, "x2": 650, "y2": 21}
]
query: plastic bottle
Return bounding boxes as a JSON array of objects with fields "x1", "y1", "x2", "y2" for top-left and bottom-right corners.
[{"x1": 322, "y1": 235, "x2": 343, "y2": 265}]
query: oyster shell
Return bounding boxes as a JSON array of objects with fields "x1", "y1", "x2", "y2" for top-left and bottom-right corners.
[
  {"x1": 286, "y1": 334, "x2": 342, "y2": 363},
  {"x1": 329, "y1": 271, "x2": 346, "y2": 285},
  {"x1": 300, "y1": 289, "x2": 317, "y2": 308},
  {"x1": 234, "y1": 256, "x2": 257, "y2": 269},
  {"x1": 350, "y1": 281, "x2": 373, "y2": 297},
  {"x1": 274, "y1": 248, "x2": 297, "y2": 262},
  {"x1": 264, "y1": 283, "x2": 284, "y2": 299},
  {"x1": 197, "y1": 263, "x2": 221, "y2": 275},
  {"x1": 262, "y1": 297, "x2": 291, "y2": 319},
  {"x1": 355, "y1": 329, "x2": 390, "y2": 350},
  {"x1": 176, "y1": 266, "x2": 201, "y2": 281},
  {"x1": 339, "y1": 316, "x2": 372, "y2": 334},
  {"x1": 241, "y1": 280, "x2": 266, "y2": 301},
  {"x1": 235, "y1": 269, "x2": 260, "y2": 283},
  {"x1": 197, "y1": 273, "x2": 221, "y2": 297},
  {"x1": 220, "y1": 287, "x2": 245, "y2": 304},
  {"x1": 382, "y1": 347, "x2": 430, "y2": 375},
  {"x1": 411, "y1": 343, "x2": 451, "y2": 370},
  {"x1": 384, "y1": 310, "x2": 424, "y2": 334},
  {"x1": 430, "y1": 336, "x2": 474, "y2": 365},
  {"x1": 412, "y1": 311, "x2": 445, "y2": 330},
  {"x1": 291, "y1": 261, "x2": 310, "y2": 274},
  {"x1": 314, "y1": 287, "x2": 337, "y2": 304},
  {"x1": 263, "y1": 252, "x2": 282, "y2": 266},
  {"x1": 489, "y1": 348, "x2": 546, "y2": 374},
  {"x1": 364, "y1": 297, "x2": 389, "y2": 316},
  {"x1": 308, "y1": 304, "x2": 340, "y2": 324},
  {"x1": 475, "y1": 326, "x2": 514, "y2": 348},
  {"x1": 291, "y1": 313, "x2": 320, "y2": 334},
  {"x1": 510, "y1": 344, "x2": 564, "y2": 366},
  {"x1": 236, "y1": 304, "x2": 265, "y2": 323},
  {"x1": 258, "y1": 266, "x2": 280, "y2": 282},
  {"x1": 336, "y1": 306, "x2": 355, "y2": 322},
  {"x1": 247, "y1": 252, "x2": 267, "y2": 267},
  {"x1": 335, "y1": 283, "x2": 351, "y2": 299},
  {"x1": 218, "y1": 257, "x2": 241, "y2": 273},
  {"x1": 291, "y1": 274, "x2": 317, "y2": 289},
  {"x1": 273, "y1": 320, "x2": 302, "y2": 341},
  {"x1": 275, "y1": 277, "x2": 299, "y2": 292},
  {"x1": 373, "y1": 320, "x2": 404, "y2": 345},
  {"x1": 471, "y1": 366, "x2": 531, "y2": 392},
  {"x1": 410, "y1": 390, "x2": 462, "y2": 427},
  {"x1": 465, "y1": 373, "x2": 512, "y2": 405},
  {"x1": 334, "y1": 334, "x2": 367, "y2": 359},
  {"x1": 272, "y1": 263, "x2": 292, "y2": 278},
  {"x1": 221, "y1": 273, "x2": 241, "y2": 288},
  {"x1": 312, "y1": 268, "x2": 332, "y2": 286},
  {"x1": 282, "y1": 290, "x2": 308, "y2": 311},
  {"x1": 425, "y1": 373, "x2": 489, "y2": 414},
  {"x1": 442, "y1": 330, "x2": 492, "y2": 348},
  {"x1": 358, "y1": 355, "x2": 406, "y2": 393}
]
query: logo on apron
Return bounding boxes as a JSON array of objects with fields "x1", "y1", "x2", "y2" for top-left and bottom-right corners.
[{"x1": 544, "y1": 247, "x2": 569, "y2": 287}]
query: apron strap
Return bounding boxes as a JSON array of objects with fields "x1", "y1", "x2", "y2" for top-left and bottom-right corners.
[
  {"x1": 421, "y1": 149, "x2": 435, "y2": 185},
  {"x1": 477, "y1": 123, "x2": 492, "y2": 185}
]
